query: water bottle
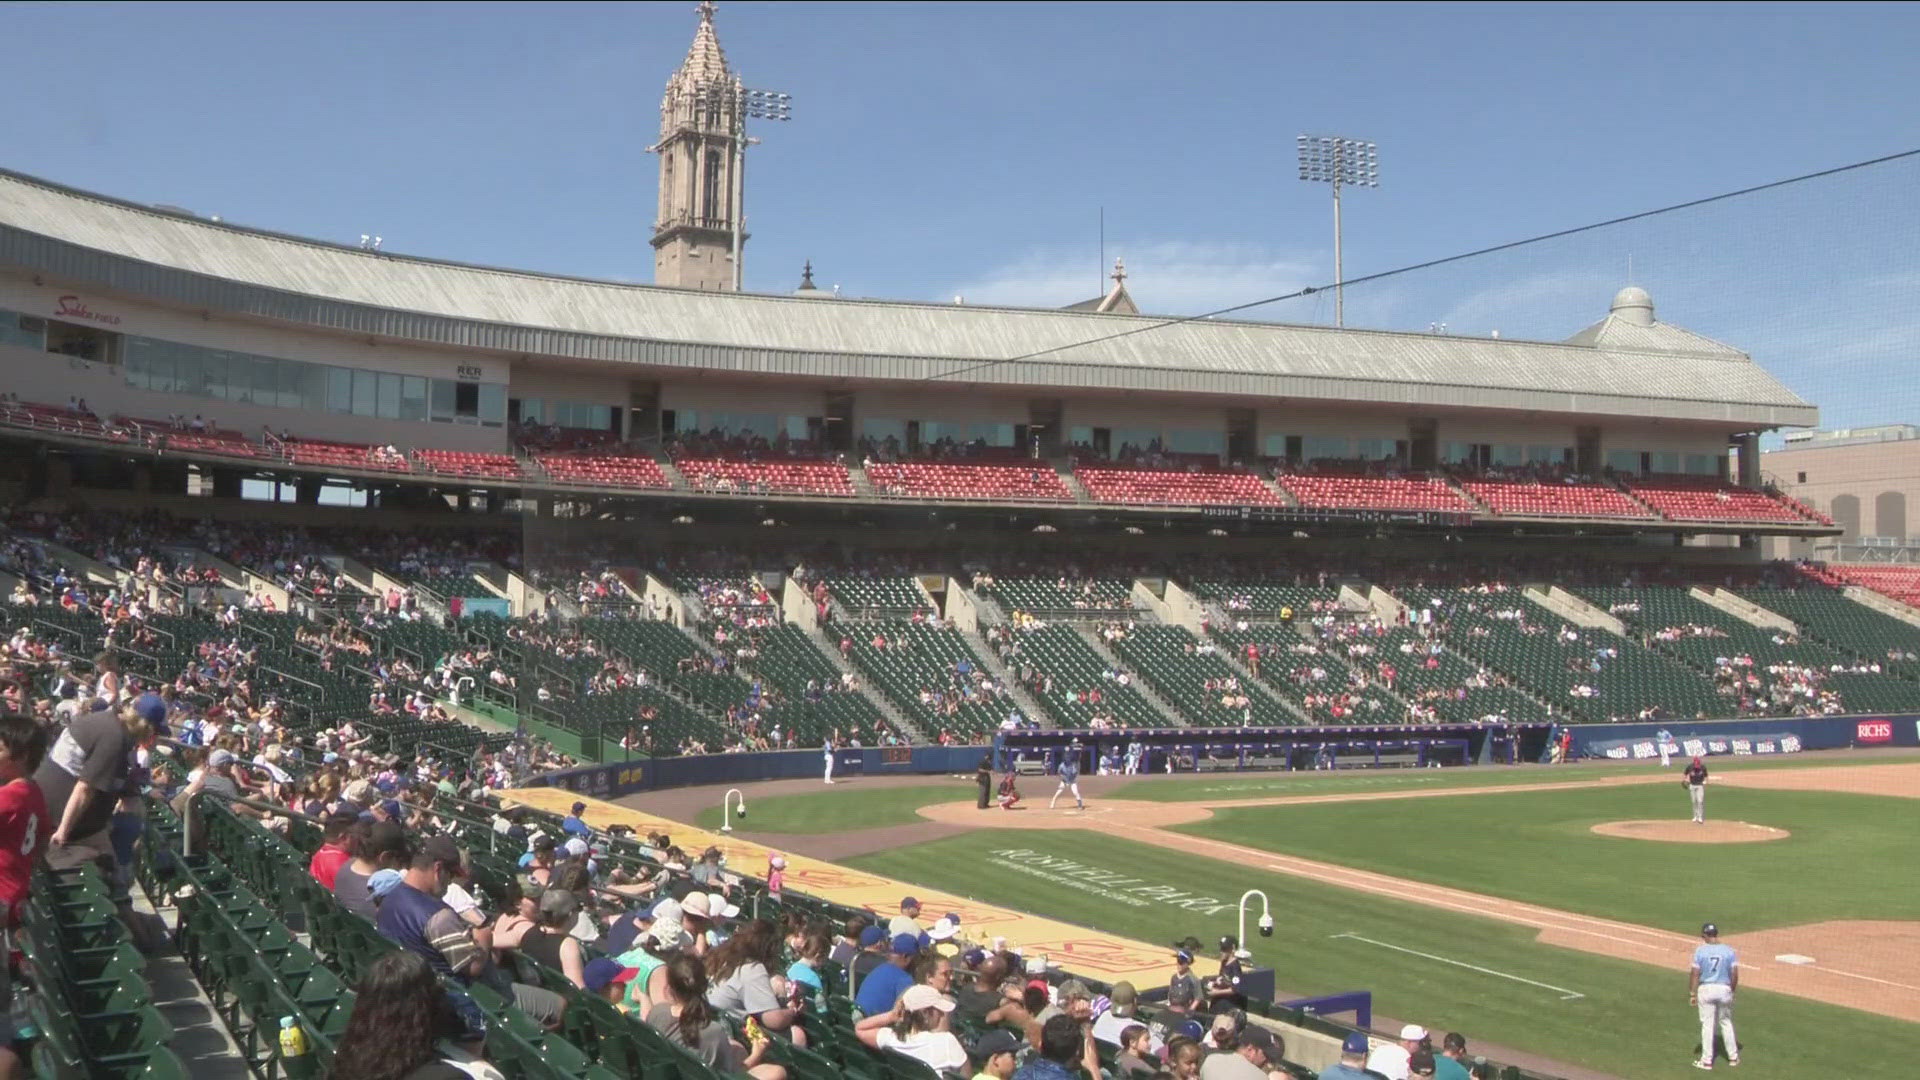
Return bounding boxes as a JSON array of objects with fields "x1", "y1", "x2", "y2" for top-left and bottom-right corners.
[
  {"x1": 8, "y1": 988, "x2": 41, "y2": 1045},
  {"x1": 278, "y1": 1015, "x2": 308, "y2": 1059}
]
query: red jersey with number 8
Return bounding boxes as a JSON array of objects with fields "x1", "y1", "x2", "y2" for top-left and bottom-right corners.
[{"x1": 0, "y1": 778, "x2": 51, "y2": 924}]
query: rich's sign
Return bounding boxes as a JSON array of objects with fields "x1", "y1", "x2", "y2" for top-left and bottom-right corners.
[
  {"x1": 54, "y1": 295, "x2": 122, "y2": 326},
  {"x1": 1857, "y1": 720, "x2": 1893, "y2": 743}
]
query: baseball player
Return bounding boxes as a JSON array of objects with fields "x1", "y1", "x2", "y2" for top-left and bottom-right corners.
[
  {"x1": 997, "y1": 770, "x2": 1022, "y2": 810},
  {"x1": 823, "y1": 736, "x2": 836, "y2": 785},
  {"x1": 1688, "y1": 922, "x2": 1739, "y2": 1069},
  {"x1": 1049, "y1": 742, "x2": 1085, "y2": 810},
  {"x1": 1682, "y1": 756, "x2": 1709, "y2": 823},
  {"x1": 1657, "y1": 727, "x2": 1675, "y2": 768}
]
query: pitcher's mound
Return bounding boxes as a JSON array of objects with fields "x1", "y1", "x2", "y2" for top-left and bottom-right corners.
[{"x1": 1590, "y1": 819, "x2": 1789, "y2": 843}]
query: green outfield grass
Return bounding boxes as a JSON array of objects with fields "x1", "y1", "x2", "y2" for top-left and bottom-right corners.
[
  {"x1": 1113, "y1": 748, "x2": 1920, "y2": 802},
  {"x1": 848, "y1": 829, "x2": 1910, "y2": 1080},
  {"x1": 691, "y1": 782, "x2": 972, "y2": 833},
  {"x1": 1176, "y1": 784, "x2": 1915, "y2": 933}
]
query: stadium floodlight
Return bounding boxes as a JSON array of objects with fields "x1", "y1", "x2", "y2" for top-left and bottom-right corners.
[
  {"x1": 1296, "y1": 135, "x2": 1379, "y2": 327},
  {"x1": 699, "y1": 82, "x2": 793, "y2": 292}
]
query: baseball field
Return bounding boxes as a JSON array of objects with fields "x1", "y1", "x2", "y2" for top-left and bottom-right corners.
[{"x1": 669, "y1": 751, "x2": 1917, "y2": 1079}]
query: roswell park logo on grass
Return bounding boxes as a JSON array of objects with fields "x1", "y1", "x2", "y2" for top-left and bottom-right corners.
[{"x1": 989, "y1": 848, "x2": 1236, "y2": 915}]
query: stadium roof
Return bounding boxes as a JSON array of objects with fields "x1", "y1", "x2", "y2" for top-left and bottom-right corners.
[{"x1": 0, "y1": 167, "x2": 1816, "y2": 428}]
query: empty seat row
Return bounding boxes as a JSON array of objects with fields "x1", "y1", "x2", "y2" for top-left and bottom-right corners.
[
  {"x1": 677, "y1": 456, "x2": 855, "y2": 496},
  {"x1": 1624, "y1": 478, "x2": 1807, "y2": 523},
  {"x1": 1277, "y1": 472, "x2": 1474, "y2": 513},
  {"x1": 537, "y1": 452, "x2": 671, "y2": 489},
  {"x1": 1462, "y1": 479, "x2": 1655, "y2": 519},
  {"x1": 415, "y1": 448, "x2": 525, "y2": 481}
]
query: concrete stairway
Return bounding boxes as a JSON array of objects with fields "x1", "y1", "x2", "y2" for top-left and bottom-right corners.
[
  {"x1": 1074, "y1": 626, "x2": 1192, "y2": 727},
  {"x1": 804, "y1": 624, "x2": 929, "y2": 742}
]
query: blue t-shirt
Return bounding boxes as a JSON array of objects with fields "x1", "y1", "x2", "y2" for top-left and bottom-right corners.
[
  {"x1": 1693, "y1": 943, "x2": 1738, "y2": 986},
  {"x1": 854, "y1": 961, "x2": 914, "y2": 1016},
  {"x1": 786, "y1": 959, "x2": 822, "y2": 992},
  {"x1": 561, "y1": 815, "x2": 591, "y2": 838}
]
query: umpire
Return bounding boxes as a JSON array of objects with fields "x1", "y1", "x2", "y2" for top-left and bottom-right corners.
[{"x1": 1683, "y1": 756, "x2": 1709, "y2": 824}]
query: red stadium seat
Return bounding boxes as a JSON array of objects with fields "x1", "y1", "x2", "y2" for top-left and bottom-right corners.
[
  {"x1": 866, "y1": 461, "x2": 1072, "y2": 501},
  {"x1": 675, "y1": 455, "x2": 854, "y2": 497},
  {"x1": 413, "y1": 448, "x2": 524, "y2": 481},
  {"x1": 1462, "y1": 478, "x2": 1655, "y2": 519},
  {"x1": 1623, "y1": 476, "x2": 1810, "y2": 524},
  {"x1": 537, "y1": 452, "x2": 671, "y2": 490},
  {"x1": 1276, "y1": 472, "x2": 1474, "y2": 513},
  {"x1": 287, "y1": 439, "x2": 413, "y2": 473},
  {"x1": 1074, "y1": 464, "x2": 1283, "y2": 507}
]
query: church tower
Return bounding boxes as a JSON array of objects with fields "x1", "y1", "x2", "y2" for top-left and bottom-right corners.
[{"x1": 651, "y1": 1, "x2": 745, "y2": 291}]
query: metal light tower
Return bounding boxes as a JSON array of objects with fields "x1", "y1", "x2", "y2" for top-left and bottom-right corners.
[
  {"x1": 1297, "y1": 135, "x2": 1378, "y2": 327},
  {"x1": 730, "y1": 86, "x2": 791, "y2": 292}
]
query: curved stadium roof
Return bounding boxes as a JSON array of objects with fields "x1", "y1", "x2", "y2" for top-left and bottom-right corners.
[{"x1": 0, "y1": 167, "x2": 1815, "y2": 428}]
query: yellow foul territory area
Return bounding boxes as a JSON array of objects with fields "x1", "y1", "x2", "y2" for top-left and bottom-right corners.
[{"x1": 499, "y1": 787, "x2": 1211, "y2": 988}]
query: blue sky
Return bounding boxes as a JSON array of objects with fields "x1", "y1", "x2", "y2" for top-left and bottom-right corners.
[{"x1": 5, "y1": 2, "x2": 1920, "y2": 430}]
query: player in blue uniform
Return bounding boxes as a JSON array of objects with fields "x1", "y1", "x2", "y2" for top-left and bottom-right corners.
[
  {"x1": 1688, "y1": 922, "x2": 1739, "y2": 1070},
  {"x1": 1049, "y1": 741, "x2": 1085, "y2": 811}
]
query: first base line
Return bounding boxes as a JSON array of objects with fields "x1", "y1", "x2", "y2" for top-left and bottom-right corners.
[{"x1": 1330, "y1": 932, "x2": 1586, "y2": 1001}]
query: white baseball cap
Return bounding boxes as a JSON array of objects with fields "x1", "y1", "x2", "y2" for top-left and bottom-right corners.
[{"x1": 1400, "y1": 1024, "x2": 1429, "y2": 1042}]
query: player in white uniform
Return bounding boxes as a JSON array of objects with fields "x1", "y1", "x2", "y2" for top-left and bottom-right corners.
[
  {"x1": 1689, "y1": 922, "x2": 1739, "y2": 1069},
  {"x1": 822, "y1": 738, "x2": 835, "y2": 784},
  {"x1": 1657, "y1": 727, "x2": 1675, "y2": 768}
]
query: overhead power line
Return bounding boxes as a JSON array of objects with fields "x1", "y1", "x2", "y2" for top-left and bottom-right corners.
[{"x1": 918, "y1": 146, "x2": 1920, "y2": 385}]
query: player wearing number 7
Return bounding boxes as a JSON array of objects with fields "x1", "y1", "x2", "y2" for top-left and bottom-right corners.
[
  {"x1": 1688, "y1": 922, "x2": 1740, "y2": 1070},
  {"x1": 0, "y1": 714, "x2": 52, "y2": 1049}
]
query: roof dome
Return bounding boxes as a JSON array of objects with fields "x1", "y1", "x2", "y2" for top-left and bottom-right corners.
[{"x1": 1609, "y1": 286, "x2": 1655, "y2": 327}]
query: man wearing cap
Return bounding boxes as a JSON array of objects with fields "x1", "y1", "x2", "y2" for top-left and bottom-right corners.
[
  {"x1": 583, "y1": 956, "x2": 641, "y2": 1009},
  {"x1": 1688, "y1": 922, "x2": 1739, "y2": 1070},
  {"x1": 1682, "y1": 756, "x2": 1710, "y2": 824},
  {"x1": 1209, "y1": 936, "x2": 1249, "y2": 1014},
  {"x1": 1199, "y1": 1022, "x2": 1282, "y2": 1080},
  {"x1": 1166, "y1": 949, "x2": 1202, "y2": 1016},
  {"x1": 1367, "y1": 1024, "x2": 1431, "y2": 1080},
  {"x1": 889, "y1": 896, "x2": 924, "y2": 940},
  {"x1": 849, "y1": 923, "x2": 890, "y2": 989},
  {"x1": 561, "y1": 801, "x2": 591, "y2": 838},
  {"x1": 1318, "y1": 1032, "x2": 1378, "y2": 1080},
  {"x1": 36, "y1": 691, "x2": 152, "y2": 880},
  {"x1": 855, "y1": 932, "x2": 922, "y2": 1016},
  {"x1": 972, "y1": 1028, "x2": 1023, "y2": 1080},
  {"x1": 1092, "y1": 981, "x2": 1163, "y2": 1055},
  {"x1": 376, "y1": 833, "x2": 568, "y2": 1030}
]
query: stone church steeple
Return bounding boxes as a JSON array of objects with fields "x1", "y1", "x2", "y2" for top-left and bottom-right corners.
[{"x1": 651, "y1": 1, "x2": 746, "y2": 291}]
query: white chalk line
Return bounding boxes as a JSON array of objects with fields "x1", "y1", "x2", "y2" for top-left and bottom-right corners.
[{"x1": 1331, "y1": 932, "x2": 1585, "y2": 1000}]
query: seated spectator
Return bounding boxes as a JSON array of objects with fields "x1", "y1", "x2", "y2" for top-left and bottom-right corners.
[
  {"x1": 375, "y1": 834, "x2": 568, "y2": 1031},
  {"x1": 973, "y1": 1029, "x2": 1023, "y2": 1080},
  {"x1": 1201, "y1": 1021, "x2": 1282, "y2": 1079},
  {"x1": 334, "y1": 819, "x2": 408, "y2": 920},
  {"x1": 855, "y1": 983, "x2": 969, "y2": 1073},
  {"x1": 1014, "y1": 1014, "x2": 1100, "y2": 1080},
  {"x1": 705, "y1": 918, "x2": 806, "y2": 1047},
  {"x1": 855, "y1": 933, "x2": 921, "y2": 1016},
  {"x1": 516, "y1": 887, "x2": 588, "y2": 989},
  {"x1": 1318, "y1": 1032, "x2": 1378, "y2": 1079},
  {"x1": 647, "y1": 953, "x2": 785, "y2": 1080},
  {"x1": 307, "y1": 810, "x2": 358, "y2": 890},
  {"x1": 327, "y1": 949, "x2": 505, "y2": 1080}
]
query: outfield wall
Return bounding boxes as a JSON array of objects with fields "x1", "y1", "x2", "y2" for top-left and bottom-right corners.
[
  {"x1": 524, "y1": 744, "x2": 989, "y2": 799},
  {"x1": 1567, "y1": 713, "x2": 1920, "y2": 760}
]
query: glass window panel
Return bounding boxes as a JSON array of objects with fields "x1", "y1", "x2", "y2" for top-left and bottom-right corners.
[
  {"x1": 200, "y1": 351, "x2": 229, "y2": 400},
  {"x1": 785, "y1": 415, "x2": 810, "y2": 441},
  {"x1": 1112, "y1": 427, "x2": 1159, "y2": 455},
  {"x1": 1068, "y1": 426, "x2": 1093, "y2": 447},
  {"x1": 1167, "y1": 428, "x2": 1225, "y2": 455},
  {"x1": 1262, "y1": 433, "x2": 1288, "y2": 458},
  {"x1": 327, "y1": 367, "x2": 353, "y2": 413},
  {"x1": 519, "y1": 398, "x2": 542, "y2": 423},
  {"x1": 123, "y1": 340, "x2": 150, "y2": 390},
  {"x1": 478, "y1": 383, "x2": 506, "y2": 424},
  {"x1": 1685, "y1": 453, "x2": 1721, "y2": 476},
  {"x1": 351, "y1": 370, "x2": 377, "y2": 416},
  {"x1": 0, "y1": 309, "x2": 45, "y2": 351},
  {"x1": 1303, "y1": 435, "x2": 1351, "y2": 461},
  {"x1": 295, "y1": 364, "x2": 327, "y2": 412},
  {"x1": 1526, "y1": 444, "x2": 1564, "y2": 465},
  {"x1": 1649, "y1": 451, "x2": 1682, "y2": 475},
  {"x1": 862, "y1": 417, "x2": 905, "y2": 443},
  {"x1": 1355, "y1": 437, "x2": 1393, "y2": 460},
  {"x1": 250, "y1": 357, "x2": 276, "y2": 405},
  {"x1": 1605, "y1": 450, "x2": 1642, "y2": 475},
  {"x1": 400, "y1": 376, "x2": 428, "y2": 421},
  {"x1": 1491, "y1": 444, "x2": 1525, "y2": 467},
  {"x1": 377, "y1": 373, "x2": 402, "y2": 419},
  {"x1": 592, "y1": 405, "x2": 614, "y2": 431}
]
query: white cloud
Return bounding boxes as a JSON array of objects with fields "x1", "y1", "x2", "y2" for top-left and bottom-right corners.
[{"x1": 945, "y1": 240, "x2": 1322, "y2": 317}]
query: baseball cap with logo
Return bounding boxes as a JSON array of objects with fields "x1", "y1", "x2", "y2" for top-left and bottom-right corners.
[
  {"x1": 859, "y1": 925, "x2": 887, "y2": 948},
  {"x1": 975, "y1": 1029, "x2": 1022, "y2": 1059},
  {"x1": 1108, "y1": 981, "x2": 1138, "y2": 1016},
  {"x1": 1701, "y1": 922, "x2": 1719, "y2": 936},
  {"x1": 583, "y1": 957, "x2": 639, "y2": 994},
  {"x1": 1239, "y1": 1025, "x2": 1277, "y2": 1054},
  {"x1": 131, "y1": 692, "x2": 169, "y2": 733},
  {"x1": 1342, "y1": 1032, "x2": 1370, "y2": 1056},
  {"x1": 1409, "y1": 1050, "x2": 1438, "y2": 1076},
  {"x1": 1400, "y1": 1024, "x2": 1430, "y2": 1043},
  {"x1": 890, "y1": 933, "x2": 921, "y2": 956},
  {"x1": 1174, "y1": 949, "x2": 1194, "y2": 964}
]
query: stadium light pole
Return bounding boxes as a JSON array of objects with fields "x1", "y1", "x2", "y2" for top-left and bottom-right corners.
[
  {"x1": 727, "y1": 86, "x2": 791, "y2": 293},
  {"x1": 1296, "y1": 135, "x2": 1378, "y2": 328}
]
